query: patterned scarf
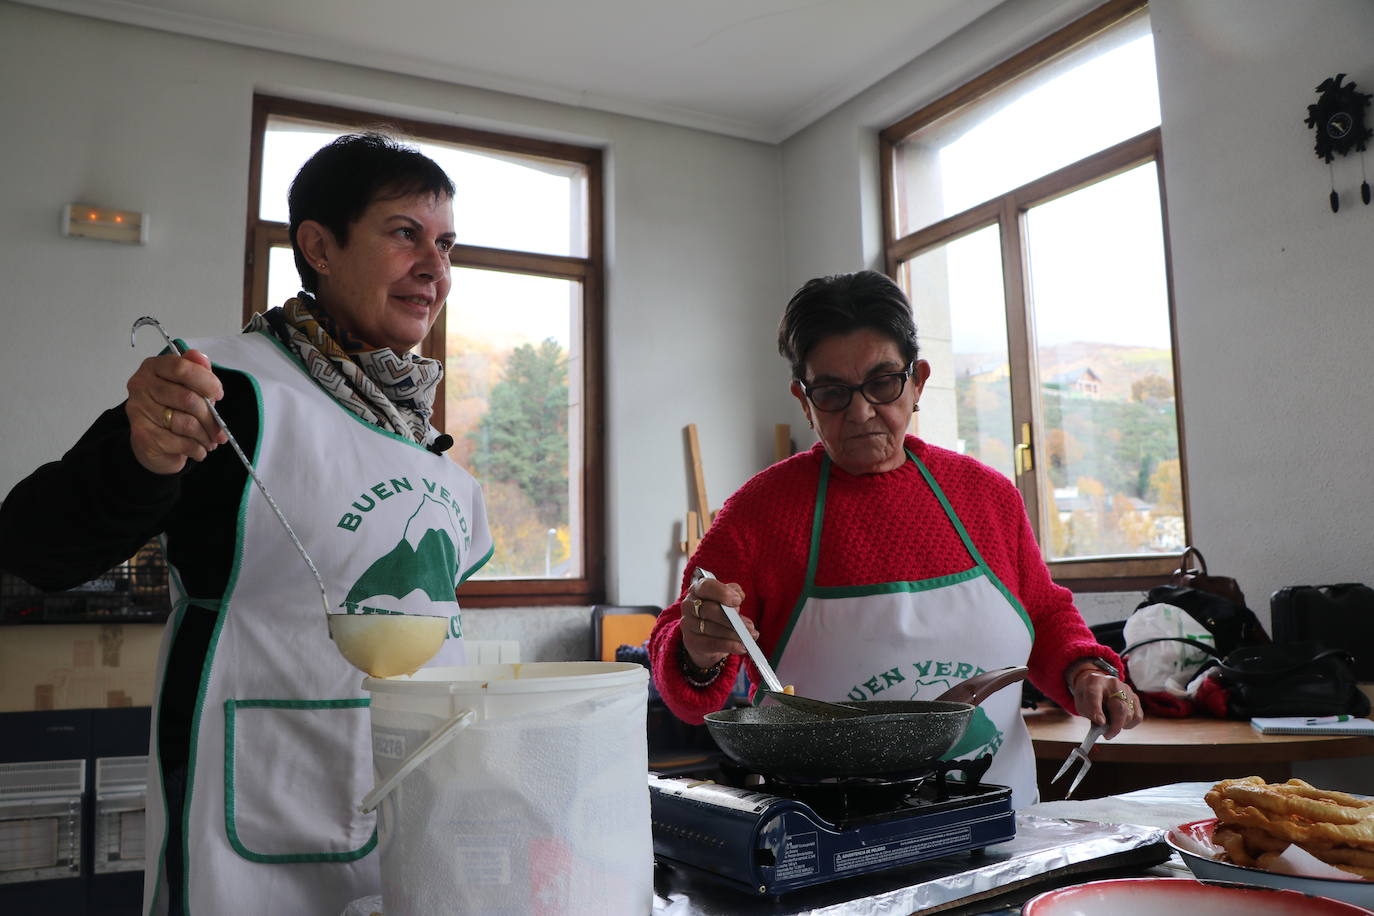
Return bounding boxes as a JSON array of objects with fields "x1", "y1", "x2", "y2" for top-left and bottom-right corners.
[{"x1": 245, "y1": 294, "x2": 442, "y2": 444}]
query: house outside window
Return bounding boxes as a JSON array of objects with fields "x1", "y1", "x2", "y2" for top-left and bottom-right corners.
[
  {"x1": 245, "y1": 96, "x2": 604, "y2": 605},
  {"x1": 881, "y1": 0, "x2": 1185, "y2": 587}
]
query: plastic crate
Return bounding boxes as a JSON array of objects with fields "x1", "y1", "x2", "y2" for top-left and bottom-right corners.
[
  {"x1": 0, "y1": 759, "x2": 85, "y2": 885},
  {"x1": 93, "y1": 756, "x2": 146, "y2": 874},
  {"x1": 0, "y1": 540, "x2": 170, "y2": 625}
]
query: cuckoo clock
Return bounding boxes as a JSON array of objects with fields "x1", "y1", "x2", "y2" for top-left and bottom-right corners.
[{"x1": 1305, "y1": 73, "x2": 1372, "y2": 211}]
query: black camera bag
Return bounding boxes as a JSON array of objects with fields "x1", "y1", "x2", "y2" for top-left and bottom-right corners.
[{"x1": 1213, "y1": 641, "x2": 1370, "y2": 718}]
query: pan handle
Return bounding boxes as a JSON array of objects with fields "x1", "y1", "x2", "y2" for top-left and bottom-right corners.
[{"x1": 936, "y1": 666, "x2": 1027, "y2": 706}]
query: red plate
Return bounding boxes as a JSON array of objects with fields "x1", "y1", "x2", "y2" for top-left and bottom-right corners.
[
  {"x1": 1166, "y1": 818, "x2": 1374, "y2": 911},
  {"x1": 1023, "y1": 876, "x2": 1374, "y2": 915}
]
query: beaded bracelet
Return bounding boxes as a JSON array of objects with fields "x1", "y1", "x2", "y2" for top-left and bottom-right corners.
[{"x1": 680, "y1": 643, "x2": 726, "y2": 688}]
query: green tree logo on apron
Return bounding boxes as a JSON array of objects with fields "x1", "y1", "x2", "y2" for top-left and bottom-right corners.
[{"x1": 342, "y1": 494, "x2": 460, "y2": 612}]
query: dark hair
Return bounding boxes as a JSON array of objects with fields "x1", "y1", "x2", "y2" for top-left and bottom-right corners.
[
  {"x1": 777, "y1": 270, "x2": 919, "y2": 380},
  {"x1": 288, "y1": 132, "x2": 456, "y2": 293}
]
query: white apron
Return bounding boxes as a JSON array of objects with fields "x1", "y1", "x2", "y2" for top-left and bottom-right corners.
[
  {"x1": 142, "y1": 331, "x2": 492, "y2": 915},
  {"x1": 771, "y1": 450, "x2": 1038, "y2": 808}
]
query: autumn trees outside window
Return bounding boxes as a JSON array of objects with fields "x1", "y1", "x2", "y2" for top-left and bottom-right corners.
[
  {"x1": 246, "y1": 96, "x2": 603, "y2": 605},
  {"x1": 881, "y1": 0, "x2": 1186, "y2": 588}
]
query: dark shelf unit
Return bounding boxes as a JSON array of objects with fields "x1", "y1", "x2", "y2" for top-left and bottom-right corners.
[
  {"x1": 0, "y1": 707, "x2": 151, "y2": 916},
  {"x1": 1, "y1": 541, "x2": 170, "y2": 626}
]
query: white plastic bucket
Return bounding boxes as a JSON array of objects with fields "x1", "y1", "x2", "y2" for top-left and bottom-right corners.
[{"x1": 361, "y1": 662, "x2": 652, "y2": 915}]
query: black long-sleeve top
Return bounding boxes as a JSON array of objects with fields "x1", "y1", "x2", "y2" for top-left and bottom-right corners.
[
  {"x1": 0, "y1": 368, "x2": 258, "y2": 769},
  {"x1": 0, "y1": 368, "x2": 256, "y2": 596}
]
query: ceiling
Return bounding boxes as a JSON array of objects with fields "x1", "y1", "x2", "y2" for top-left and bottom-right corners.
[{"x1": 18, "y1": 0, "x2": 1007, "y2": 143}]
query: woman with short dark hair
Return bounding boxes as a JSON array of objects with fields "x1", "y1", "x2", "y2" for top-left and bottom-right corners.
[
  {"x1": 0, "y1": 133, "x2": 492, "y2": 913},
  {"x1": 650, "y1": 270, "x2": 1139, "y2": 807}
]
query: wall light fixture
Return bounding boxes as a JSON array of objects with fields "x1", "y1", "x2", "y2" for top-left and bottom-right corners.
[{"x1": 61, "y1": 203, "x2": 148, "y2": 244}]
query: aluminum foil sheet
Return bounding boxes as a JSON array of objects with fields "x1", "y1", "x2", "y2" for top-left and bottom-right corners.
[
  {"x1": 342, "y1": 785, "x2": 1202, "y2": 915},
  {"x1": 651, "y1": 814, "x2": 1166, "y2": 916},
  {"x1": 1025, "y1": 781, "x2": 1215, "y2": 829}
]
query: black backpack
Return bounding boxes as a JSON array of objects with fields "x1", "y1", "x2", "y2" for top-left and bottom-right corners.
[{"x1": 1271, "y1": 584, "x2": 1374, "y2": 681}]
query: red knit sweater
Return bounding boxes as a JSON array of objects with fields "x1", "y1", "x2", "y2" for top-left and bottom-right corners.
[{"x1": 648, "y1": 436, "x2": 1120, "y2": 724}]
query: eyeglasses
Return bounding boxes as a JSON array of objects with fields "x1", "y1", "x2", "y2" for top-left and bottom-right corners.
[{"x1": 798, "y1": 364, "x2": 913, "y2": 412}]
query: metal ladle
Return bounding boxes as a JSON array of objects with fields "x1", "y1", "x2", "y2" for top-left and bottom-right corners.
[{"x1": 131, "y1": 317, "x2": 447, "y2": 676}]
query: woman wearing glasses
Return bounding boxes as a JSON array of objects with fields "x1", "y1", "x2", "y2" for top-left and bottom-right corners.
[{"x1": 648, "y1": 270, "x2": 1140, "y2": 807}]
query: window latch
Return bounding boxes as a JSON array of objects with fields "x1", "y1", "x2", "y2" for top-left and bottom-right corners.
[{"x1": 1016, "y1": 422, "x2": 1034, "y2": 475}]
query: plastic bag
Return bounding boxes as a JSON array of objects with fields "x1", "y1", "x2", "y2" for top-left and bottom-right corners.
[
  {"x1": 1137, "y1": 584, "x2": 1268, "y2": 656},
  {"x1": 1121, "y1": 603, "x2": 1219, "y2": 693}
]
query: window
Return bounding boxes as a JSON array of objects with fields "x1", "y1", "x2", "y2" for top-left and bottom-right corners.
[
  {"x1": 245, "y1": 96, "x2": 603, "y2": 605},
  {"x1": 881, "y1": 0, "x2": 1184, "y2": 587}
]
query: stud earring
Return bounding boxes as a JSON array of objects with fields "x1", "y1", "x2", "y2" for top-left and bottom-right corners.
[
  {"x1": 912, "y1": 403, "x2": 921, "y2": 413},
  {"x1": 317, "y1": 262, "x2": 327, "y2": 271}
]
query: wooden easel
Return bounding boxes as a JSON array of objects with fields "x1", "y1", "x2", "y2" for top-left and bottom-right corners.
[
  {"x1": 680, "y1": 423, "x2": 792, "y2": 555},
  {"x1": 681, "y1": 424, "x2": 712, "y2": 556}
]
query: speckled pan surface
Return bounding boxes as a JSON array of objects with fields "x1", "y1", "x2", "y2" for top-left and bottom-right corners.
[{"x1": 703, "y1": 699, "x2": 973, "y2": 777}]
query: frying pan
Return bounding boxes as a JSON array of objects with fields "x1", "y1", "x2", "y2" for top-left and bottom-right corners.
[{"x1": 702, "y1": 666, "x2": 1027, "y2": 778}]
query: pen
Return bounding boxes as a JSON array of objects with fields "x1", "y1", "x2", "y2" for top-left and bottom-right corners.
[{"x1": 1305, "y1": 715, "x2": 1352, "y2": 724}]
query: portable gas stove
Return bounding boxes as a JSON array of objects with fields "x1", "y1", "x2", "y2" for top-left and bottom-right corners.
[{"x1": 648, "y1": 756, "x2": 1014, "y2": 897}]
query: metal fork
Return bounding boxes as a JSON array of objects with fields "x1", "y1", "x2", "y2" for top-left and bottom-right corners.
[{"x1": 1050, "y1": 721, "x2": 1108, "y2": 798}]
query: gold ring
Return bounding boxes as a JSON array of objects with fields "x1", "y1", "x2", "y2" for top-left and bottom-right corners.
[
  {"x1": 698, "y1": 619, "x2": 705, "y2": 634},
  {"x1": 692, "y1": 597, "x2": 702, "y2": 618},
  {"x1": 162, "y1": 406, "x2": 174, "y2": 428},
  {"x1": 1112, "y1": 689, "x2": 1135, "y2": 710}
]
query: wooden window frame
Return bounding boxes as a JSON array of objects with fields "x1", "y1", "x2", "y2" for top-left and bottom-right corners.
[
  {"x1": 244, "y1": 94, "x2": 605, "y2": 607},
  {"x1": 879, "y1": 0, "x2": 1189, "y2": 591}
]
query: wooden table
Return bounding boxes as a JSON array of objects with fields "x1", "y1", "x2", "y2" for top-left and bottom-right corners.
[{"x1": 1025, "y1": 706, "x2": 1374, "y2": 800}]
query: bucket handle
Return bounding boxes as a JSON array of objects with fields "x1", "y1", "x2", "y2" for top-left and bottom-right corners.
[{"x1": 360, "y1": 708, "x2": 475, "y2": 814}]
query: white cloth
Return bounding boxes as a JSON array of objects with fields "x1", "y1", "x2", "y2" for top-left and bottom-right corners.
[
  {"x1": 142, "y1": 330, "x2": 492, "y2": 915},
  {"x1": 340, "y1": 896, "x2": 384, "y2": 916},
  {"x1": 771, "y1": 450, "x2": 1038, "y2": 808},
  {"x1": 370, "y1": 682, "x2": 652, "y2": 915}
]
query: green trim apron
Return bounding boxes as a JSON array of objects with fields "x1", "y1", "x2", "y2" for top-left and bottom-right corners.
[
  {"x1": 770, "y1": 450, "x2": 1038, "y2": 808},
  {"x1": 142, "y1": 331, "x2": 492, "y2": 915}
]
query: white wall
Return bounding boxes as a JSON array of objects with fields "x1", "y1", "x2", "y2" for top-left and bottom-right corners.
[
  {"x1": 780, "y1": 0, "x2": 1374, "y2": 628},
  {"x1": 0, "y1": 3, "x2": 787, "y2": 608},
  {"x1": 1149, "y1": 0, "x2": 1374, "y2": 620}
]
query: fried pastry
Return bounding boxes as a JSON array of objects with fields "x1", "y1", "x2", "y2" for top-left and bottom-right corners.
[
  {"x1": 1213, "y1": 825, "x2": 1257, "y2": 867},
  {"x1": 1234, "y1": 824, "x2": 1288, "y2": 854},
  {"x1": 1303, "y1": 843, "x2": 1374, "y2": 873},
  {"x1": 1204, "y1": 776, "x2": 1374, "y2": 881}
]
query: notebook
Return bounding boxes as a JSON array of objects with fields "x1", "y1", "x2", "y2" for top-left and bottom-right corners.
[{"x1": 1250, "y1": 715, "x2": 1374, "y2": 735}]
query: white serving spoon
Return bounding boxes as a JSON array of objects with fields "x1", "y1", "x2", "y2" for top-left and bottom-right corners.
[{"x1": 693, "y1": 568, "x2": 866, "y2": 719}]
